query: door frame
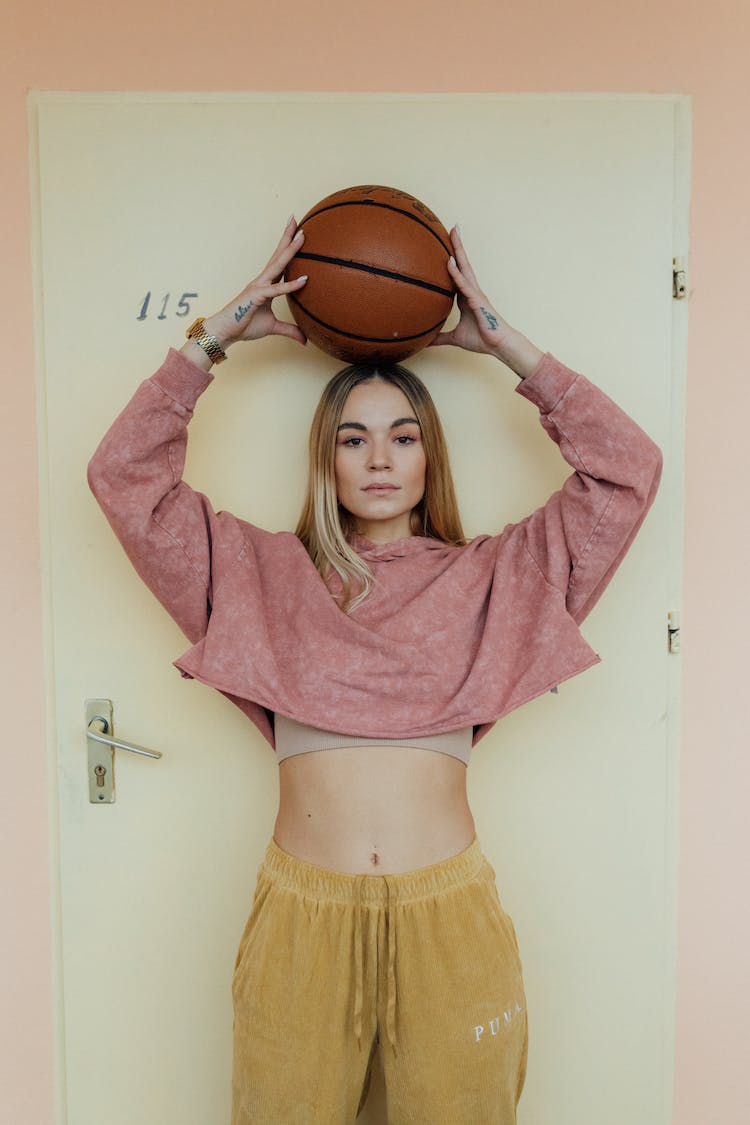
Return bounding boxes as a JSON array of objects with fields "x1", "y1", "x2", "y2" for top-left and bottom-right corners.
[{"x1": 28, "y1": 90, "x2": 690, "y2": 1124}]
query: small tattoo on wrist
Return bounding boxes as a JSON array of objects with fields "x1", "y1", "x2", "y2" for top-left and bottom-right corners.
[
  {"x1": 480, "y1": 307, "x2": 499, "y2": 331},
  {"x1": 235, "y1": 302, "x2": 254, "y2": 322}
]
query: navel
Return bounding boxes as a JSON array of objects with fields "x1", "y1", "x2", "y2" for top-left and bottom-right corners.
[{"x1": 370, "y1": 851, "x2": 380, "y2": 867}]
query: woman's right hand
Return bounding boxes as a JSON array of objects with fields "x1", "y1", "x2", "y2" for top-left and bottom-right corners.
[{"x1": 183, "y1": 218, "x2": 309, "y2": 366}]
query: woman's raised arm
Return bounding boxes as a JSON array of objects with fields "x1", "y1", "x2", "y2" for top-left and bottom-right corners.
[
  {"x1": 181, "y1": 217, "x2": 309, "y2": 370},
  {"x1": 431, "y1": 228, "x2": 663, "y2": 625},
  {"x1": 428, "y1": 225, "x2": 543, "y2": 379},
  {"x1": 87, "y1": 219, "x2": 308, "y2": 643}
]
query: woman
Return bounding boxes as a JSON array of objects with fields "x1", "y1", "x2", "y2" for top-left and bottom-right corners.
[{"x1": 88, "y1": 217, "x2": 662, "y2": 1124}]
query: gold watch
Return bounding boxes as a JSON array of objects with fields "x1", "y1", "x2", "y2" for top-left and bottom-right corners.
[{"x1": 185, "y1": 317, "x2": 227, "y2": 364}]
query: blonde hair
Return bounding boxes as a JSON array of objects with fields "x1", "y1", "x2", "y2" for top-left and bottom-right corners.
[{"x1": 295, "y1": 362, "x2": 467, "y2": 612}]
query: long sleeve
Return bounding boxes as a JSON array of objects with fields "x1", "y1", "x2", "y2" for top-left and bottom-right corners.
[
  {"x1": 514, "y1": 353, "x2": 663, "y2": 625},
  {"x1": 87, "y1": 348, "x2": 226, "y2": 644}
]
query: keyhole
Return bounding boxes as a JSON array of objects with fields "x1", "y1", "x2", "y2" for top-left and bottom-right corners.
[{"x1": 94, "y1": 765, "x2": 106, "y2": 787}]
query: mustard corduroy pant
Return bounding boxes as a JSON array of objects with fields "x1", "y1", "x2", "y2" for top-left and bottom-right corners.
[{"x1": 231, "y1": 836, "x2": 528, "y2": 1124}]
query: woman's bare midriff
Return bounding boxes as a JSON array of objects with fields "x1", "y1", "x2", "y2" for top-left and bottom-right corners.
[{"x1": 273, "y1": 745, "x2": 476, "y2": 874}]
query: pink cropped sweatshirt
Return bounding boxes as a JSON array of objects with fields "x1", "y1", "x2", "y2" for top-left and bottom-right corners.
[{"x1": 87, "y1": 347, "x2": 662, "y2": 754}]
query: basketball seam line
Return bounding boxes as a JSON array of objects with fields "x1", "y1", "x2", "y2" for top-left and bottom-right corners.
[
  {"x1": 300, "y1": 199, "x2": 453, "y2": 256},
  {"x1": 288, "y1": 294, "x2": 445, "y2": 343},
  {"x1": 293, "y1": 252, "x2": 453, "y2": 298}
]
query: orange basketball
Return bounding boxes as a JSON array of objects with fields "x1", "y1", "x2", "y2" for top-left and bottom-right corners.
[{"x1": 284, "y1": 185, "x2": 455, "y2": 363}]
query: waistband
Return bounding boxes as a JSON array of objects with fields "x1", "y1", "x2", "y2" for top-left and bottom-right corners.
[
  {"x1": 261, "y1": 834, "x2": 487, "y2": 904},
  {"x1": 260, "y1": 836, "x2": 489, "y2": 1054}
]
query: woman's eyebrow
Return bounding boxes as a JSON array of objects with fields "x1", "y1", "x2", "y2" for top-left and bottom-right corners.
[{"x1": 337, "y1": 417, "x2": 419, "y2": 432}]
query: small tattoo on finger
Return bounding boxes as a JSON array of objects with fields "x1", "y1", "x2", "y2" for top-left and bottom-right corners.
[
  {"x1": 235, "y1": 302, "x2": 254, "y2": 322},
  {"x1": 480, "y1": 307, "x2": 499, "y2": 331}
]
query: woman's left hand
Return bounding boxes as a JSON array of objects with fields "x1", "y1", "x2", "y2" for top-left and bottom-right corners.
[{"x1": 429, "y1": 227, "x2": 515, "y2": 357}]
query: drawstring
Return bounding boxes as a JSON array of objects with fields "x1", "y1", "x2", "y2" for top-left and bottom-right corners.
[
  {"x1": 353, "y1": 875, "x2": 365, "y2": 1048},
  {"x1": 351, "y1": 875, "x2": 399, "y2": 1054},
  {"x1": 385, "y1": 876, "x2": 398, "y2": 1054},
  {"x1": 262, "y1": 834, "x2": 483, "y2": 1065}
]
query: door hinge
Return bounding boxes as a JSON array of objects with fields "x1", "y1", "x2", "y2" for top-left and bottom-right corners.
[
  {"x1": 672, "y1": 257, "x2": 687, "y2": 299},
  {"x1": 668, "y1": 611, "x2": 681, "y2": 654}
]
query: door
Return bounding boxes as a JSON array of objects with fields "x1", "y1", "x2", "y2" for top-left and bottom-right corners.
[{"x1": 30, "y1": 92, "x2": 687, "y2": 1125}]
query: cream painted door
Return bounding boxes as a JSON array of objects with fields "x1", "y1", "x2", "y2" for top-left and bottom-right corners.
[{"x1": 30, "y1": 93, "x2": 687, "y2": 1125}]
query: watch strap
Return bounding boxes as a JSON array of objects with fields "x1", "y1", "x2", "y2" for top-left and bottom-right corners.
[{"x1": 185, "y1": 317, "x2": 227, "y2": 364}]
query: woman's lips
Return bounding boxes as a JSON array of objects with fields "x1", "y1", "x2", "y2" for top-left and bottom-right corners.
[{"x1": 363, "y1": 484, "x2": 399, "y2": 493}]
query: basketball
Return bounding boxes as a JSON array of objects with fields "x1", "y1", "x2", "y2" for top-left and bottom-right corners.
[{"x1": 284, "y1": 185, "x2": 455, "y2": 363}]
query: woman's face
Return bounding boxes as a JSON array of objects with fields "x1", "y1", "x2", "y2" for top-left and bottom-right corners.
[{"x1": 334, "y1": 378, "x2": 427, "y2": 543}]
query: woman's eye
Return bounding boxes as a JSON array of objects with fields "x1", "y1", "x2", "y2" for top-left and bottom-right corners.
[{"x1": 340, "y1": 434, "x2": 418, "y2": 447}]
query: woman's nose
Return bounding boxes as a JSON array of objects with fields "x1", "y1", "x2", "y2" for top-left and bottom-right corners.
[{"x1": 368, "y1": 445, "x2": 391, "y2": 470}]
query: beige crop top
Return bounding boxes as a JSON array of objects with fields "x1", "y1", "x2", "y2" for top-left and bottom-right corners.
[{"x1": 274, "y1": 713, "x2": 473, "y2": 766}]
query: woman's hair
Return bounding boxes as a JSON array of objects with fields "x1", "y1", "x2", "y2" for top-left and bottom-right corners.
[{"x1": 295, "y1": 361, "x2": 467, "y2": 612}]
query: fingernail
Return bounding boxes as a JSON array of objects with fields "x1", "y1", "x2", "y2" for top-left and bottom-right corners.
[
  {"x1": 299, "y1": 274, "x2": 308, "y2": 281},
  {"x1": 287, "y1": 213, "x2": 295, "y2": 224},
  {"x1": 455, "y1": 224, "x2": 461, "y2": 235},
  {"x1": 449, "y1": 256, "x2": 456, "y2": 265},
  {"x1": 294, "y1": 229, "x2": 304, "y2": 240}
]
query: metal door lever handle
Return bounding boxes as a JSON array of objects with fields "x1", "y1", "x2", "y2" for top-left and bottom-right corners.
[{"x1": 87, "y1": 716, "x2": 163, "y2": 760}]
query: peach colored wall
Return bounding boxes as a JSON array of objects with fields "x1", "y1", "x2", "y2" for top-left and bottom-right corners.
[{"x1": 2, "y1": 2, "x2": 747, "y2": 1123}]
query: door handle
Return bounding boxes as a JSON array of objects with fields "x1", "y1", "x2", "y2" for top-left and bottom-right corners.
[
  {"x1": 87, "y1": 717, "x2": 163, "y2": 759},
  {"x1": 85, "y1": 698, "x2": 163, "y2": 804}
]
